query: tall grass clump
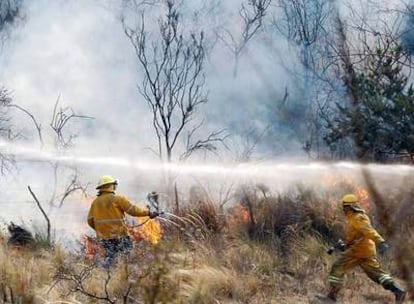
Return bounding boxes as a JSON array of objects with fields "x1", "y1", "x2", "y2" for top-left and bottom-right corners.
[
  {"x1": 231, "y1": 184, "x2": 345, "y2": 253},
  {"x1": 168, "y1": 185, "x2": 227, "y2": 245},
  {"x1": 0, "y1": 233, "x2": 55, "y2": 303}
]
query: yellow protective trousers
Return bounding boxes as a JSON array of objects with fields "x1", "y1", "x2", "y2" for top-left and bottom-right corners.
[{"x1": 328, "y1": 254, "x2": 394, "y2": 288}]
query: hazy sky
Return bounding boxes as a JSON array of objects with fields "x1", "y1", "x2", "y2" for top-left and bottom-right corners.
[
  {"x1": 2, "y1": 0, "x2": 149, "y2": 154},
  {"x1": 0, "y1": 0, "x2": 405, "y2": 156},
  {"x1": 0, "y1": 0, "x2": 292, "y2": 163}
]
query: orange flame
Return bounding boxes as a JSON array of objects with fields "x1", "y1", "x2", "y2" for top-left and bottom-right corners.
[
  {"x1": 227, "y1": 204, "x2": 250, "y2": 227},
  {"x1": 321, "y1": 173, "x2": 372, "y2": 210},
  {"x1": 82, "y1": 218, "x2": 163, "y2": 259},
  {"x1": 82, "y1": 235, "x2": 105, "y2": 261},
  {"x1": 128, "y1": 218, "x2": 163, "y2": 245},
  {"x1": 354, "y1": 186, "x2": 371, "y2": 210}
]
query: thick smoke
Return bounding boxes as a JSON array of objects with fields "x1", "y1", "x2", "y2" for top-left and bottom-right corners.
[{"x1": 0, "y1": 0, "x2": 408, "y2": 245}]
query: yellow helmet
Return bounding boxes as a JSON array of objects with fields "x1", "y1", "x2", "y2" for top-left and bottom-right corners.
[
  {"x1": 341, "y1": 194, "x2": 358, "y2": 205},
  {"x1": 96, "y1": 175, "x2": 118, "y2": 189}
]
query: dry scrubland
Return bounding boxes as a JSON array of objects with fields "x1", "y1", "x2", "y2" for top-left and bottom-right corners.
[{"x1": 1, "y1": 178, "x2": 414, "y2": 304}]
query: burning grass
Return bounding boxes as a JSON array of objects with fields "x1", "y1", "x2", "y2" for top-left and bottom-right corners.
[{"x1": 0, "y1": 181, "x2": 413, "y2": 303}]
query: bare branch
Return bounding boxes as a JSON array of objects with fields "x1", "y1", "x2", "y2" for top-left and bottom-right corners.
[
  {"x1": 124, "y1": 0, "x2": 221, "y2": 163},
  {"x1": 50, "y1": 95, "x2": 94, "y2": 150},
  {"x1": 7, "y1": 103, "x2": 43, "y2": 147},
  {"x1": 180, "y1": 120, "x2": 228, "y2": 160},
  {"x1": 58, "y1": 175, "x2": 88, "y2": 207},
  {"x1": 28, "y1": 185, "x2": 51, "y2": 245},
  {"x1": 218, "y1": 0, "x2": 272, "y2": 76},
  {"x1": 54, "y1": 263, "x2": 116, "y2": 304},
  {"x1": 239, "y1": 0, "x2": 272, "y2": 46}
]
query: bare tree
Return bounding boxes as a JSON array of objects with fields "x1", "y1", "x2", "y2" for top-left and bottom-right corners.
[
  {"x1": 8, "y1": 96, "x2": 92, "y2": 207},
  {"x1": 123, "y1": 0, "x2": 226, "y2": 163},
  {"x1": 271, "y1": 0, "x2": 335, "y2": 158},
  {"x1": 48, "y1": 98, "x2": 92, "y2": 207},
  {"x1": 218, "y1": 0, "x2": 272, "y2": 77},
  {"x1": 274, "y1": 0, "x2": 334, "y2": 77}
]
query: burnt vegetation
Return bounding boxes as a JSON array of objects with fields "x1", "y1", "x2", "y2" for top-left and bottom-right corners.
[{"x1": 7, "y1": 222, "x2": 35, "y2": 248}]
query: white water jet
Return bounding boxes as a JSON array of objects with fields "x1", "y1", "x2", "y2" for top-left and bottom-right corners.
[{"x1": 0, "y1": 140, "x2": 412, "y2": 179}]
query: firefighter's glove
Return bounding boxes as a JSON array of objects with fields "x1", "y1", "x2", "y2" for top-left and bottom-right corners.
[
  {"x1": 149, "y1": 211, "x2": 160, "y2": 219},
  {"x1": 326, "y1": 247, "x2": 335, "y2": 255},
  {"x1": 335, "y1": 239, "x2": 346, "y2": 252},
  {"x1": 378, "y1": 241, "x2": 389, "y2": 255},
  {"x1": 327, "y1": 239, "x2": 346, "y2": 255}
]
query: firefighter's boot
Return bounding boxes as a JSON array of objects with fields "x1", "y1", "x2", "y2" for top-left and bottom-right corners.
[
  {"x1": 384, "y1": 282, "x2": 406, "y2": 304},
  {"x1": 327, "y1": 285, "x2": 339, "y2": 302},
  {"x1": 314, "y1": 286, "x2": 339, "y2": 302}
]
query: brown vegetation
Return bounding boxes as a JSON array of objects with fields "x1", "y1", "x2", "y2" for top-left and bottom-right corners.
[{"x1": 0, "y1": 181, "x2": 413, "y2": 303}]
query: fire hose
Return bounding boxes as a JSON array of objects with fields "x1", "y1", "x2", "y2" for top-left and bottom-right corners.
[{"x1": 129, "y1": 191, "x2": 165, "y2": 228}]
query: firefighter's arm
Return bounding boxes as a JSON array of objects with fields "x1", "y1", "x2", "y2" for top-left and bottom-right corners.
[
  {"x1": 357, "y1": 214, "x2": 389, "y2": 254},
  {"x1": 343, "y1": 239, "x2": 360, "y2": 256},
  {"x1": 357, "y1": 214, "x2": 385, "y2": 244},
  {"x1": 117, "y1": 195, "x2": 150, "y2": 217},
  {"x1": 87, "y1": 208, "x2": 95, "y2": 229}
]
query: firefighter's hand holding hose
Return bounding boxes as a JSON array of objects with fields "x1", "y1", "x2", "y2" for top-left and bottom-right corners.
[
  {"x1": 149, "y1": 211, "x2": 160, "y2": 219},
  {"x1": 147, "y1": 191, "x2": 164, "y2": 219},
  {"x1": 327, "y1": 239, "x2": 346, "y2": 255}
]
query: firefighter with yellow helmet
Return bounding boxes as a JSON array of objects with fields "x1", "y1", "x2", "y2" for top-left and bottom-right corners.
[
  {"x1": 317, "y1": 194, "x2": 406, "y2": 303},
  {"x1": 87, "y1": 175, "x2": 159, "y2": 266}
]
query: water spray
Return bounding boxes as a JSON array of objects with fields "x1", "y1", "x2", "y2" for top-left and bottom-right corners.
[
  {"x1": 142, "y1": 191, "x2": 193, "y2": 232},
  {"x1": 0, "y1": 140, "x2": 413, "y2": 180}
]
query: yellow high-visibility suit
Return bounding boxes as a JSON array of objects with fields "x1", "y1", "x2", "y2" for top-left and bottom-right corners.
[
  {"x1": 328, "y1": 210, "x2": 394, "y2": 288},
  {"x1": 87, "y1": 190, "x2": 150, "y2": 240}
]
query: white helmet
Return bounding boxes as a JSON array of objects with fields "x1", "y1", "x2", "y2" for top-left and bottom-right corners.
[{"x1": 96, "y1": 175, "x2": 118, "y2": 189}]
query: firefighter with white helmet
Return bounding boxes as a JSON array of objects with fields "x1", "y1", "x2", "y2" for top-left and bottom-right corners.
[
  {"x1": 87, "y1": 175, "x2": 159, "y2": 266},
  {"x1": 317, "y1": 194, "x2": 406, "y2": 303}
]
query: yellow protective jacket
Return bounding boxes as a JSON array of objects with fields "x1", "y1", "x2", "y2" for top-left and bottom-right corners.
[
  {"x1": 87, "y1": 191, "x2": 150, "y2": 240},
  {"x1": 344, "y1": 210, "x2": 385, "y2": 258}
]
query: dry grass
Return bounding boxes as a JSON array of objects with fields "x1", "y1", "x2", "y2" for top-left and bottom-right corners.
[
  {"x1": 0, "y1": 243, "x2": 55, "y2": 303},
  {"x1": 0, "y1": 184, "x2": 413, "y2": 303}
]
